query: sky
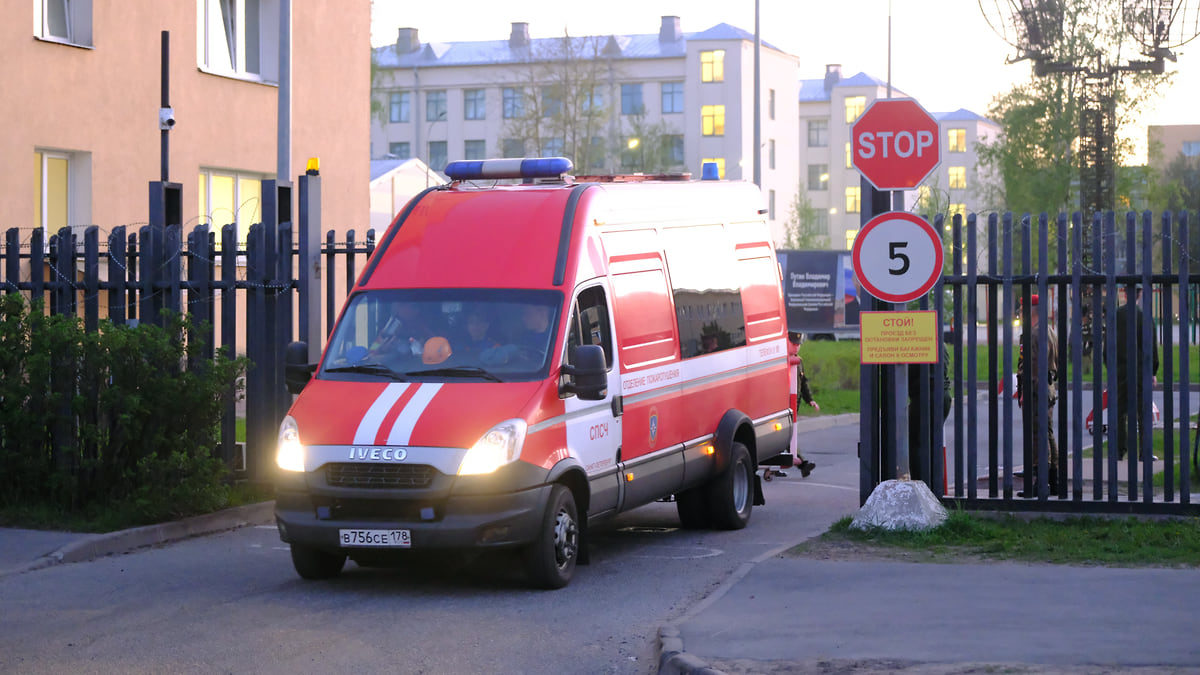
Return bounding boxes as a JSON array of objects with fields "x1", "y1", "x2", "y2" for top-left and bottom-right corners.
[{"x1": 370, "y1": 0, "x2": 1199, "y2": 163}]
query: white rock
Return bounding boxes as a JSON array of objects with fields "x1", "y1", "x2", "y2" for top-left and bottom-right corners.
[{"x1": 850, "y1": 479, "x2": 948, "y2": 531}]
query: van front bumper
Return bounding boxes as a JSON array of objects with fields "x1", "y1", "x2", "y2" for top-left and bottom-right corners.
[{"x1": 274, "y1": 474, "x2": 553, "y2": 552}]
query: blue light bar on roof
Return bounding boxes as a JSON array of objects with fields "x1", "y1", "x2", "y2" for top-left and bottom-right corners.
[{"x1": 444, "y1": 157, "x2": 574, "y2": 181}]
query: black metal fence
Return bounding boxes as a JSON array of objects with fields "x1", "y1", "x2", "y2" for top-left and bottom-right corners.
[
  {"x1": 866, "y1": 209, "x2": 1200, "y2": 516},
  {"x1": 0, "y1": 217, "x2": 376, "y2": 482}
]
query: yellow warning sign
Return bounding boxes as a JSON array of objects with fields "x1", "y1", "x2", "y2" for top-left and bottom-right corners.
[{"x1": 859, "y1": 311, "x2": 939, "y2": 364}]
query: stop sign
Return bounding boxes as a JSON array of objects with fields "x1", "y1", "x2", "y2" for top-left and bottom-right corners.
[{"x1": 851, "y1": 98, "x2": 941, "y2": 190}]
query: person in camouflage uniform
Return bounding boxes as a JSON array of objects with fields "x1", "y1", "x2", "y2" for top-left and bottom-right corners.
[{"x1": 1016, "y1": 295, "x2": 1059, "y2": 497}]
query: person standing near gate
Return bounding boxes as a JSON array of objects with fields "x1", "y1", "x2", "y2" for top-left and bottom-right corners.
[
  {"x1": 1110, "y1": 286, "x2": 1159, "y2": 460},
  {"x1": 1016, "y1": 295, "x2": 1059, "y2": 497}
]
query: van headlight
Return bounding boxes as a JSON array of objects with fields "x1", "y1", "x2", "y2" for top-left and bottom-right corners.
[
  {"x1": 458, "y1": 419, "x2": 527, "y2": 475},
  {"x1": 276, "y1": 416, "x2": 306, "y2": 472}
]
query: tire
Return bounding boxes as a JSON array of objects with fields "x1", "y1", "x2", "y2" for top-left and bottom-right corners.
[
  {"x1": 675, "y1": 487, "x2": 710, "y2": 529},
  {"x1": 290, "y1": 543, "x2": 346, "y2": 580},
  {"x1": 522, "y1": 484, "x2": 579, "y2": 589},
  {"x1": 706, "y1": 442, "x2": 753, "y2": 530}
]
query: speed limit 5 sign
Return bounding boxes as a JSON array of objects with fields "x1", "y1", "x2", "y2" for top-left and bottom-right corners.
[{"x1": 851, "y1": 212, "x2": 943, "y2": 303}]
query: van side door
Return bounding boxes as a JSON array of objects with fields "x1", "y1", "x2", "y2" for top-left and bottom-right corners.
[{"x1": 561, "y1": 285, "x2": 622, "y2": 517}]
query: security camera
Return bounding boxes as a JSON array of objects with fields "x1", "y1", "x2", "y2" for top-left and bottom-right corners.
[{"x1": 159, "y1": 107, "x2": 176, "y2": 130}]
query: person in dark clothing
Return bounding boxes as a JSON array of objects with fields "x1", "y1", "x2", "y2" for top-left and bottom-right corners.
[
  {"x1": 1110, "y1": 287, "x2": 1159, "y2": 460},
  {"x1": 1017, "y1": 294, "x2": 1059, "y2": 497}
]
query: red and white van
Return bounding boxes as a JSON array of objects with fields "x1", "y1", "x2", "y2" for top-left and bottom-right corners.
[{"x1": 276, "y1": 158, "x2": 793, "y2": 588}]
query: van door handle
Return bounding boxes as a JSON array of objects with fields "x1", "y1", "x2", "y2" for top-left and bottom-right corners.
[{"x1": 611, "y1": 394, "x2": 623, "y2": 418}]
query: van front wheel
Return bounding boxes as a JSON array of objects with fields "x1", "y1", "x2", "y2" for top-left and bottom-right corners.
[
  {"x1": 707, "y1": 442, "x2": 753, "y2": 530},
  {"x1": 290, "y1": 544, "x2": 346, "y2": 580},
  {"x1": 522, "y1": 484, "x2": 579, "y2": 589}
]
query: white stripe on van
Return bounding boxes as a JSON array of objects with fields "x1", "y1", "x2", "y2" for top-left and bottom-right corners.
[
  {"x1": 386, "y1": 383, "x2": 443, "y2": 445},
  {"x1": 353, "y1": 383, "x2": 410, "y2": 445}
]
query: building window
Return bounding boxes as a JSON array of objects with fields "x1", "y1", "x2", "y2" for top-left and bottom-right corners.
[
  {"x1": 845, "y1": 229, "x2": 858, "y2": 251},
  {"x1": 541, "y1": 87, "x2": 563, "y2": 118},
  {"x1": 36, "y1": 0, "x2": 92, "y2": 46},
  {"x1": 769, "y1": 139, "x2": 776, "y2": 170},
  {"x1": 428, "y1": 141, "x2": 448, "y2": 171},
  {"x1": 701, "y1": 105, "x2": 725, "y2": 136},
  {"x1": 807, "y1": 119, "x2": 828, "y2": 147},
  {"x1": 621, "y1": 83, "x2": 644, "y2": 115},
  {"x1": 463, "y1": 89, "x2": 485, "y2": 120},
  {"x1": 950, "y1": 203, "x2": 967, "y2": 218},
  {"x1": 583, "y1": 86, "x2": 603, "y2": 114},
  {"x1": 1182, "y1": 141, "x2": 1200, "y2": 157},
  {"x1": 199, "y1": 168, "x2": 262, "y2": 243},
  {"x1": 199, "y1": 0, "x2": 280, "y2": 81},
  {"x1": 845, "y1": 142, "x2": 852, "y2": 169},
  {"x1": 426, "y1": 90, "x2": 447, "y2": 122},
  {"x1": 808, "y1": 164, "x2": 829, "y2": 191},
  {"x1": 948, "y1": 166, "x2": 967, "y2": 189},
  {"x1": 844, "y1": 95, "x2": 866, "y2": 123},
  {"x1": 700, "y1": 50, "x2": 725, "y2": 82},
  {"x1": 503, "y1": 88, "x2": 524, "y2": 119},
  {"x1": 388, "y1": 91, "x2": 410, "y2": 123},
  {"x1": 464, "y1": 140, "x2": 486, "y2": 160},
  {"x1": 33, "y1": 151, "x2": 69, "y2": 240},
  {"x1": 542, "y1": 137, "x2": 565, "y2": 157},
  {"x1": 590, "y1": 136, "x2": 606, "y2": 169},
  {"x1": 768, "y1": 190, "x2": 776, "y2": 220},
  {"x1": 502, "y1": 138, "x2": 525, "y2": 158},
  {"x1": 388, "y1": 142, "x2": 410, "y2": 159},
  {"x1": 701, "y1": 157, "x2": 725, "y2": 179},
  {"x1": 666, "y1": 135, "x2": 684, "y2": 165},
  {"x1": 662, "y1": 82, "x2": 684, "y2": 114},
  {"x1": 948, "y1": 128, "x2": 967, "y2": 152},
  {"x1": 769, "y1": 89, "x2": 776, "y2": 120},
  {"x1": 845, "y1": 186, "x2": 861, "y2": 214}
]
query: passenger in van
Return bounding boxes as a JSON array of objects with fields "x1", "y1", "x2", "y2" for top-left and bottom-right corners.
[
  {"x1": 481, "y1": 304, "x2": 554, "y2": 366},
  {"x1": 369, "y1": 301, "x2": 433, "y2": 358},
  {"x1": 460, "y1": 309, "x2": 500, "y2": 356}
]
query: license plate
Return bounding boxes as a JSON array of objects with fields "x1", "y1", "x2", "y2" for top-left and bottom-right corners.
[{"x1": 339, "y1": 529, "x2": 411, "y2": 548}]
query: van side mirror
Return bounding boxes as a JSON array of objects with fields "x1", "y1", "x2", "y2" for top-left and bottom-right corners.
[
  {"x1": 285, "y1": 341, "x2": 315, "y2": 395},
  {"x1": 560, "y1": 344, "x2": 607, "y2": 401}
]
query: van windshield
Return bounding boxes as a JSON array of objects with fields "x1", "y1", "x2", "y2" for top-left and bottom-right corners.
[{"x1": 320, "y1": 289, "x2": 563, "y2": 382}]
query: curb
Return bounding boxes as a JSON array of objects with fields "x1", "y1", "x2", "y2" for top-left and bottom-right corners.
[{"x1": 3, "y1": 501, "x2": 275, "y2": 578}]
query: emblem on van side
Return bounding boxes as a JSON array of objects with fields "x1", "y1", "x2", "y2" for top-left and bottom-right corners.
[
  {"x1": 349, "y1": 447, "x2": 408, "y2": 461},
  {"x1": 648, "y1": 406, "x2": 659, "y2": 447}
]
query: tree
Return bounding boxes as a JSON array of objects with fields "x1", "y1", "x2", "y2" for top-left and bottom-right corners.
[
  {"x1": 500, "y1": 30, "x2": 682, "y2": 174},
  {"x1": 779, "y1": 184, "x2": 828, "y2": 250},
  {"x1": 975, "y1": 0, "x2": 1172, "y2": 218}
]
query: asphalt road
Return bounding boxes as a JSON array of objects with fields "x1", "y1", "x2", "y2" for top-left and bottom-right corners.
[{"x1": 0, "y1": 423, "x2": 863, "y2": 675}]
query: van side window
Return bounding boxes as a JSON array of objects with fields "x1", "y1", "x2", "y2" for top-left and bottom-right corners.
[
  {"x1": 566, "y1": 286, "x2": 613, "y2": 368},
  {"x1": 662, "y1": 224, "x2": 747, "y2": 358}
]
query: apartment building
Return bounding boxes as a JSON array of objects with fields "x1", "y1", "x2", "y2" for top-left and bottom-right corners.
[
  {"x1": 799, "y1": 65, "x2": 1001, "y2": 251},
  {"x1": 1148, "y1": 124, "x2": 1200, "y2": 171},
  {"x1": 6, "y1": 0, "x2": 370, "y2": 248},
  {"x1": 371, "y1": 16, "x2": 801, "y2": 244}
]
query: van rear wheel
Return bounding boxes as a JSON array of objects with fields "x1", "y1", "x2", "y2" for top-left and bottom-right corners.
[
  {"x1": 706, "y1": 442, "x2": 753, "y2": 530},
  {"x1": 290, "y1": 544, "x2": 346, "y2": 580},
  {"x1": 522, "y1": 484, "x2": 579, "y2": 589}
]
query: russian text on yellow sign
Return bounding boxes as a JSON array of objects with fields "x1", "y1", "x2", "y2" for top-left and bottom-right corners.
[{"x1": 859, "y1": 311, "x2": 939, "y2": 364}]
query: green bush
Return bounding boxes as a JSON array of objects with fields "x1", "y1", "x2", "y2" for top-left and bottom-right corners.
[{"x1": 0, "y1": 294, "x2": 247, "y2": 527}]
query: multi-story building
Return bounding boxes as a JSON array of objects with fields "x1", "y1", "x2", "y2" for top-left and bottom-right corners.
[
  {"x1": 372, "y1": 16, "x2": 801, "y2": 244},
  {"x1": 1148, "y1": 124, "x2": 1200, "y2": 171},
  {"x1": 798, "y1": 65, "x2": 1001, "y2": 251},
  {"x1": 5, "y1": 0, "x2": 370, "y2": 248}
]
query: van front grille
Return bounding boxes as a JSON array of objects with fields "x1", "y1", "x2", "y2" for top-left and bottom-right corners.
[{"x1": 325, "y1": 463, "x2": 435, "y2": 489}]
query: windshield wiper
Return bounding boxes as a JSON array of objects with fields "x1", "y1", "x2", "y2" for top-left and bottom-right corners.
[
  {"x1": 406, "y1": 366, "x2": 504, "y2": 382},
  {"x1": 324, "y1": 363, "x2": 408, "y2": 381}
]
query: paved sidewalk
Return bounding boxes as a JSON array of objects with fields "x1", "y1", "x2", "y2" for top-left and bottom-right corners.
[{"x1": 0, "y1": 502, "x2": 274, "y2": 579}]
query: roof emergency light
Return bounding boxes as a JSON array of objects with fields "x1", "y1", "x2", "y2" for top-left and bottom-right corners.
[{"x1": 444, "y1": 157, "x2": 574, "y2": 182}]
